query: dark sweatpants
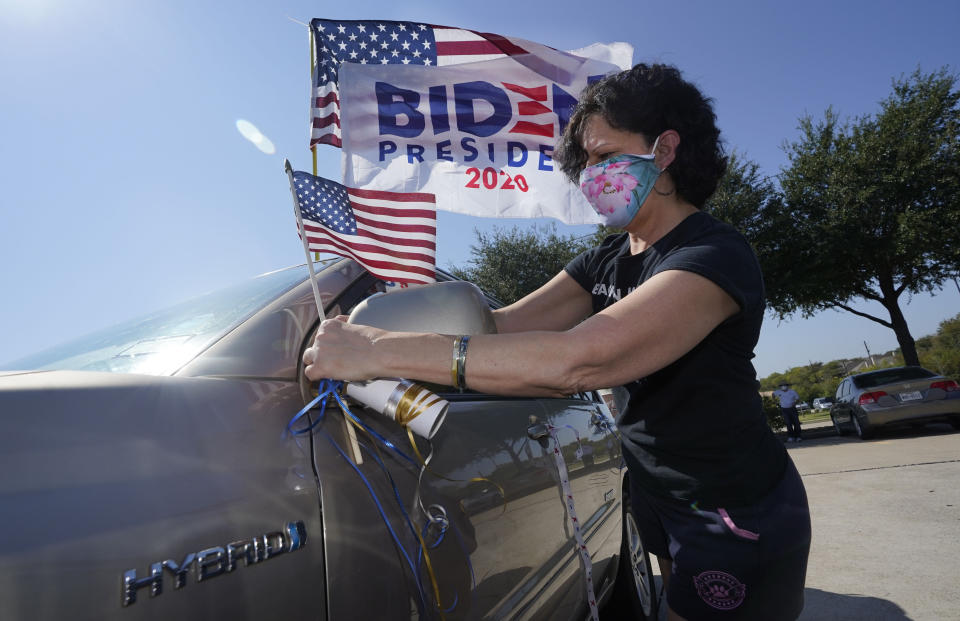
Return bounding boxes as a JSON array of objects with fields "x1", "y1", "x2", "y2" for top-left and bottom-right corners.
[
  {"x1": 781, "y1": 406, "x2": 802, "y2": 440},
  {"x1": 629, "y1": 459, "x2": 811, "y2": 620}
]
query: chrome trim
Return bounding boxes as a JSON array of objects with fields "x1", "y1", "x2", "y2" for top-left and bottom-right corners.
[
  {"x1": 197, "y1": 547, "x2": 226, "y2": 581},
  {"x1": 121, "y1": 521, "x2": 306, "y2": 607},
  {"x1": 226, "y1": 540, "x2": 257, "y2": 571},
  {"x1": 163, "y1": 554, "x2": 196, "y2": 590},
  {"x1": 121, "y1": 563, "x2": 162, "y2": 606}
]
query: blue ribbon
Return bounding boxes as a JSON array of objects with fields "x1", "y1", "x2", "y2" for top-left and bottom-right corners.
[
  {"x1": 286, "y1": 379, "x2": 340, "y2": 436},
  {"x1": 329, "y1": 388, "x2": 419, "y2": 467},
  {"x1": 287, "y1": 380, "x2": 431, "y2": 615},
  {"x1": 288, "y1": 379, "x2": 487, "y2": 617},
  {"x1": 359, "y1": 439, "x2": 424, "y2": 550},
  {"x1": 418, "y1": 519, "x2": 471, "y2": 614},
  {"x1": 322, "y1": 432, "x2": 427, "y2": 615},
  {"x1": 288, "y1": 379, "x2": 418, "y2": 468}
]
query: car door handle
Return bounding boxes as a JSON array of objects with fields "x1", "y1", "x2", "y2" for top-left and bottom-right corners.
[{"x1": 526, "y1": 423, "x2": 550, "y2": 440}]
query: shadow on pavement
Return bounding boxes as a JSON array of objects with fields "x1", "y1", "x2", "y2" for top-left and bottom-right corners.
[
  {"x1": 603, "y1": 584, "x2": 910, "y2": 620},
  {"x1": 800, "y1": 587, "x2": 912, "y2": 620},
  {"x1": 785, "y1": 422, "x2": 959, "y2": 448}
]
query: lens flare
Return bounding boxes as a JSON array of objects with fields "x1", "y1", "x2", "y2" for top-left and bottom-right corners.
[{"x1": 235, "y1": 119, "x2": 276, "y2": 155}]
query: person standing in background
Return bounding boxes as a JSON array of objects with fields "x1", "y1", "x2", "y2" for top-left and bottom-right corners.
[{"x1": 774, "y1": 382, "x2": 803, "y2": 442}]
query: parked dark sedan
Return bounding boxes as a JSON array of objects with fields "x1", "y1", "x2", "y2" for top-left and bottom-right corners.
[
  {"x1": 830, "y1": 366, "x2": 960, "y2": 439},
  {"x1": 0, "y1": 259, "x2": 657, "y2": 620}
]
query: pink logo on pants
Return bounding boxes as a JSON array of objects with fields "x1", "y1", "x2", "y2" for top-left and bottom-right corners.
[{"x1": 694, "y1": 570, "x2": 746, "y2": 610}]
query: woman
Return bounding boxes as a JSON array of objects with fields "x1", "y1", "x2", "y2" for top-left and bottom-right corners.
[{"x1": 303, "y1": 63, "x2": 811, "y2": 620}]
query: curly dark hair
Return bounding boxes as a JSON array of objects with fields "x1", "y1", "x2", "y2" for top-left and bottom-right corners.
[{"x1": 556, "y1": 63, "x2": 727, "y2": 208}]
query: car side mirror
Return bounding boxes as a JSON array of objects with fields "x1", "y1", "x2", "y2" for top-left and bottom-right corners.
[{"x1": 348, "y1": 281, "x2": 498, "y2": 335}]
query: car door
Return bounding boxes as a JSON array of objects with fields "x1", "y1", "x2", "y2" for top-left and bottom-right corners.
[
  {"x1": 534, "y1": 392, "x2": 623, "y2": 612},
  {"x1": 832, "y1": 378, "x2": 853, "y2": 424},
  {"x1": 339, "y1": 391, "x2": 620, "y2": 621},
  {"x1": 312, "y1": 387, "x2": 588, "y2": 620},
  {"x1": 426, "y1": 395, "x2": 590, "y2": 620},
  {"x1": 311, "y1": 272, "x2": 618, "y2": 620}
]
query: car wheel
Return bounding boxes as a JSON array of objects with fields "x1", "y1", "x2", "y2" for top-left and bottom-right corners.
[
  {"x1": 950, "y1": 416, "x2": 960, "y2": 430},
  {"x1": 831, "y1": 414, "x2": 847, "y2": 436},
  {"x1": 609, "y1": 486, "x2": 659, "y2": 620},
  {"x1": 851, "y1": 413, "x2": 873, "y2": 440}
]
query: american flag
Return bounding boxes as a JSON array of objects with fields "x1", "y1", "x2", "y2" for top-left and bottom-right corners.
[
  {"x1": 291, "y1": 170, "x2": 437, "y2": 285},
  {"x1": 309, "y1": 18, "x2": 579, "y2": 148}
]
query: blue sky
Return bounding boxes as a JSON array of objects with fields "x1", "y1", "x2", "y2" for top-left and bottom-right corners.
[{"x1": 1, "y1": 0, "x2": 958, "y2": 378}]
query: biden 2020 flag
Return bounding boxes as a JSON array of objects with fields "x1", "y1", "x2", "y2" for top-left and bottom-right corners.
[
  {"x1": 291, "y1": 170, "x2": 437, "y2": 285},
  {"x1": 338, "y1": 48, "x2": 630, "y2": 224},
  {"x1": 308, "y1": 19, "x2": 631, "y2": 225}
]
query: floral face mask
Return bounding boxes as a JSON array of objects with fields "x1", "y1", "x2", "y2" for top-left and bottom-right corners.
[{"x1": 579, "y1": 137, "x2": 662, "y2": 228}]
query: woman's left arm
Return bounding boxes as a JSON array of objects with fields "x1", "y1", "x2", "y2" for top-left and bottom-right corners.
[{"x1": 303, "y1": 269, "x2": 739, "y2": 396}]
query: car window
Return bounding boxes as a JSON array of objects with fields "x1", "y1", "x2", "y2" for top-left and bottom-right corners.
[
  {"x1": 5, "y1": 266, "x2": 315, "y2": 376},
  {"x1": 852, "y1": 367, "x2": 935, "y2": 389}
]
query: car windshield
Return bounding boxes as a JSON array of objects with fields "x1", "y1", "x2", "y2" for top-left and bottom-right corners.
[
  {"x1": 853, "y1": 367, "x2": 935, "y2": 389},
  {"x1": 4, "y1": 266, "x2": 311, "y2": 376}
]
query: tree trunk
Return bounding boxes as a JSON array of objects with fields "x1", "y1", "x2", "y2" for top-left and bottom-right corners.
[
  {"x1": 888, "y1": 304, "x2": 919, "y2": 366},
  {"x1": 879, "y1": 277, "x2": 920, "y2": 366}
]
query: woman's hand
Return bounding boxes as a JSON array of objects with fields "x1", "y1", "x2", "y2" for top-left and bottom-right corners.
[{"x1": 302, "y1": 316, "x2": 386, "y2": 382}]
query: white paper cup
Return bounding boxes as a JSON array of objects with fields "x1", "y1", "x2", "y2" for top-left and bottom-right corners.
[{"x1": 344, "y1": 379, "x2": 449, "y2": 439}]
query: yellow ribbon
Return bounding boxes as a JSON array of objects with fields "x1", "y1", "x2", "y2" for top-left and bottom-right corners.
[
  {"x1": 396, "y1": 383, "x2": 506, "y2": 515},
  {"x1": 394, "y1": 383, "x2": 445, "y2": 427},
  {"x1": 406, "y1": 427, "x2": 507, "y2": 517},
  {"x1": 336, "y1": 415, "x2": 447, "y2": 618},
  {"x1": 312, "y1": 383, "x2": 501, "y2": 515},
  {"x1": 411, "y1": 516, "x2": 447, "y2": 617},
  {"x1": 319, "y1": 381, "x2": 504, "y2": 615},
  {"x1": 307, "y1": 382, "x2": 447, "y2": 614}
]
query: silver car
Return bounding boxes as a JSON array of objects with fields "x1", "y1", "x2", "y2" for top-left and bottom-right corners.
[
  {"x1": 0, "y1": 259, "x2": 658, "y2": 620},
  {"x1": 830, "y1": 366, "x2": 960, "y2": 439},
  {"x1": 812, "y1": 397, "x2": 834, "y2": 411}
]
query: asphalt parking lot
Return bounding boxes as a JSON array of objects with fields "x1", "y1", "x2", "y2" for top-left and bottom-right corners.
[
  {"x1": 640, "y1": 422, "x2": 960, "y2": 620},
  {"x1": 792, "y1": 422, "x2": 960, "y2": 620}
]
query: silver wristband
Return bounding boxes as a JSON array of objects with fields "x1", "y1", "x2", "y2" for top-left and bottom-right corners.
[{"x1": 455, "y1": 335, "x2": 470, "y2": 393}]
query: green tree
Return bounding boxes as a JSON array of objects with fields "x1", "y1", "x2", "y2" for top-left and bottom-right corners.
[
  {"x1": 705, "y1": 151, "x2": 785, "y2": 239},
  {"x1": 918, "y1": 313, "x2": 960, "y2": 379},
  {"x1": 773, "y1": 67, "x2": 960, "y2": 366},
  {"x1": 449, "y1": 225, "x2": 592, "y2": 305},
  {"x1": 761, "y1": 396, "x2": 785, "y2": 432},
  {"x1": 705, "y1": 151, "x2": 792, "y2": 295}
]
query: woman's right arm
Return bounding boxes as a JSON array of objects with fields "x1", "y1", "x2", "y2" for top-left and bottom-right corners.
[{"x1": 492, "y1": 270, "x2": 593, "y2": 333}]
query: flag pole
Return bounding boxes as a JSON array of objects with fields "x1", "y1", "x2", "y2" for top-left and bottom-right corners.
[
  {"x1": 308, "y1": 24, "x2": 318, "y2": 177},
  {"x1": 308, "y1": 24, "x2": 321, "y2": 261},
  {"x1": 285, "y1": 159, "x2": 325, "y2": 318},
  {"x1": 287, "y1": 158, "x2": 363, "y2": 464}
]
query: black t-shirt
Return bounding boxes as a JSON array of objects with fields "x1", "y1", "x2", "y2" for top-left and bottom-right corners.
[{"x1": 565, "y1": 211, "x2": 786, "y2": 507}]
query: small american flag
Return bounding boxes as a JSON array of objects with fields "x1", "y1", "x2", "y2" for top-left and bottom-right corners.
[
  {"x1": 291, "y1": 170, "x2": 436, "y2": 285},
  {"x1": 309, "y1": 18, "x2": 579, "y2": 148}
]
